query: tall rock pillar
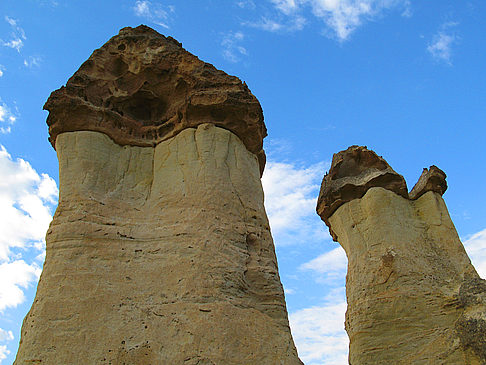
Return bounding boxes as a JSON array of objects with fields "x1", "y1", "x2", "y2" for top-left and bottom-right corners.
[
  {"x1": 317, "y1": 146, "x2": 486, "y2": 364},
  {"x1": 15, "y1": 26, "x2": 302, "y2": 364}
]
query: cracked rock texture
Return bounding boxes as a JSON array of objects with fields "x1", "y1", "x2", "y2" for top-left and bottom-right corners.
[
  {"x1": 317, "y1": 146, "x2": 486, "y2": 365},
  {"x1": 15, "y1": 125, "x2": 301, "y2": 364},
  {"x1": 15, "y1": 26, "x2": 301, "y2": 364}
]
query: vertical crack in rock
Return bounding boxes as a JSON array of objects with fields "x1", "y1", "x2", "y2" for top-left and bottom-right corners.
[
  {"x1": 317, "y1": 145, "x2": 486, "y2": 364},
  {"x1": 15, "y1": 26, "x2": 302, "y2": 364}
]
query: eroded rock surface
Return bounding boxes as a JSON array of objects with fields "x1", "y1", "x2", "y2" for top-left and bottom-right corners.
[
  {"x1": 317, "y1": 146, "x2": 486, "y2": 364},
  {"x1": 317, "y1": 145, "x2": 408, "y2": 240},
  {"x1": 409, "y1": 165, "x2": 447, "y2": 200},
  {"x1": 44, "y1": 25, "x2": 266, "y2": 172},
  {"x1": 15, "y1": 27, "x2": 301, "y2": 364}
]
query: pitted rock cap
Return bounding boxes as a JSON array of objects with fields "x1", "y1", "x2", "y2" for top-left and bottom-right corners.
[
  {"x1": 44, "y1": 25, "x2": 267, "y2": 171},
  {"x1": 317, "y1": 146, "x2": 449, "y2": 241},
  {"x1": 409, "y1": 165, "x2": 447, "y2": 200},
  {"x1": 317, "y1": 146, "x2": 409, "y2": 240}
]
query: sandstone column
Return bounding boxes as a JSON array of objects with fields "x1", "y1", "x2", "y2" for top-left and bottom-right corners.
[
  {"x1": 317, "y1": 146, "x2": 486, "y2": 364},
  {"x1": 15, "y1": 26, "x2": 302, "y2": 364}
]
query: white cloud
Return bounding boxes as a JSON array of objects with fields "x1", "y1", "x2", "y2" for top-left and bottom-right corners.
[
  {"x1": 0, "y1": 146, "x2": 58, "y2": 262},
  {"x1": 0, "y1": 329, "x2": 13, "y2": 342},
  {"x1": 307, "y1": 0, "x2": 410, "y2": 40},
  {"x1": 253, "y1": 0, "x2": 410, "y2": 40},
  {"x1": 301, "y1": 246, "x2": 347, "y2": 283},
  {"x1": 0, "y1": 66, "x2": 4, "y2": 77},
  {"x1": 289, "y1": 288, "x2": 348, "y2": 365},
  {"x1": 0, "y1": 345, "x2": 9, "y2": 363},
  {"x1": 133, "y1": 0, "x2": 174, "y2": 29},
  {"x1": 245, "y1": 14, "x2": 306, "y2": 33},
  {"x1": 237, "y1": 0, "x2": 256, "y2": 9},
  {"x1": 464, "y1": 228, "x2": 486, "y2": 279},
  {"x1": 23, "y1": 56, "x2": 42, "y2": 68},
  {"x1": 221, "y1": 31, "x2": 248, "y2": 63},
  {"x1": 262, "y1": 159, "x2": 329, "y2": 244},
  {"x1": 0, "y1": 145, "x2": 56, "y2": 321},
  {"x1": 427, "y1": 22, "x2": 458, "y2": 65},
  {"x1": 0, "y1": 103, "x2": 17, "y2": 134},
  {"x1": 2, "y1": 16, "x2": 26, "y2": 52},
  {"x1": 271, "y1": 0, "x2": 299, "y2": 15},
  {"x1": 0, "y1": 260, "x2": 41, "y2": 313}
]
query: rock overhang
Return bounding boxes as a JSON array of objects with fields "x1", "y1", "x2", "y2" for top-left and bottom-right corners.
[
  {"x1": 317, "y1": 145, "x2": 448, "y2": 241},
  {"x1": 44, "y1": 25, "x2": 267, "y2": 172}
]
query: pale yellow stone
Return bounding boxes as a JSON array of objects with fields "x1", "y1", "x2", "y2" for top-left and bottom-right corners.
[
  {"x1": 329, "y1": 187, "x2": 485, "y2": 365},
  {"x1": 15, "y1": 124, "x2": 302, "y2": 364}
]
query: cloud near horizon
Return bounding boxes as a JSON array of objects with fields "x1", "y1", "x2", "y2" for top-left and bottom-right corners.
[
  {"x1": 464, "y1": 228, "x2": 486, "y2": 279},
  {"x1": 262, "y1": 159, "x2": 330, "y2": 245},
  {"x1": 0, "y1": 146, "x2": 57, "y2": 314}
]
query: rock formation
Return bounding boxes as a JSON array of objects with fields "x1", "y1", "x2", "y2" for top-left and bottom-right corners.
[
  {"x1": 15, "y1": 26, "x2": 302, "y2": 364},
  {"x1": 317, "y1": 145, "x2": 486, "y2": 364}
]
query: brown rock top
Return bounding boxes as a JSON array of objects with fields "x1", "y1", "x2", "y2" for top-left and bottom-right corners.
[
  {"x1": 315, "y1": 146, "x2": 486, "y2": 364},
  {"x1": 44, "y1": 25, "x2": 266, "y2": 170},
  {"x1": 316, "y1": 145, "x2": 408, "y2": 239},
  {"x1": 409, "y1": 165, "x2": 447, "y2": 200}
]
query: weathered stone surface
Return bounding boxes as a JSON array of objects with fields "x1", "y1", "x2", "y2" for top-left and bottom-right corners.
[
  {"x1": 16, "y1": 27, "x2": 301, "y2": 364},
  {"x1": 409, "y1": 165, "x2": 447, "y2": 200},
  {"x1": 317, "y1": 146, "x2": 486, "y2": 365},
  {"x1": 44, "y1": 25, "x2": 267, "y2": 172},
  {"x1": 316, "y1": 145, "x2": 408, "y2": 240},
  {"x1": 15, "y1": 125, "x2": 302, "y2": 364}
]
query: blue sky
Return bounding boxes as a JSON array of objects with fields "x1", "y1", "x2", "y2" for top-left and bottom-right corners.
[{"x1": 0, "y1": 1, "x2": 485, "y2": 364}]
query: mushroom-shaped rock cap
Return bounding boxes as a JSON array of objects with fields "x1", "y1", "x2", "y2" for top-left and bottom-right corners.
[
  {"x1": 317, "y1": 146, "x2": 409, "y2": 240},
  {"x1": 44, "y1": 25, "x2": 267, "y2": 171},
  {"x1": 409, "y1": 165, "x2": 447, "y2": 200}
]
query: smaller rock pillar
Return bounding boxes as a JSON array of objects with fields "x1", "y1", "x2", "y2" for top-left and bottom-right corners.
[{"x1": 317, "y1": 146, "x2": 486, "y2": 364}]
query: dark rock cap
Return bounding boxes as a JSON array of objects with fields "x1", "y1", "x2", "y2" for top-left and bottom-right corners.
[
  {"x1": 44, "y1": 25, "x2": 267, "y2": 171},
  {"x1": 409, "y1": 165, "x2": 447, "y2": 200},
  {"x1": 317, "y1": 146, "x2": 449, "y2": 241},
  {"x1": 316, "y1": 146, "x2": 409, "y2": 241}
]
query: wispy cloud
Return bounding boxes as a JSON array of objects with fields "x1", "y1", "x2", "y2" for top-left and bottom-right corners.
[
  {"x1": 23, "y1": 56, "x2": 42, "y2": 68},
  {"x1": 271, "y1": 0, "x2": 299, "y2": 15},
  {"x1": 289, "y1": 287, "x2": 348, "y2": 365},
  {"x1": 247, "y1": 0, "x2": 410, "y2": 41},
  {"x1": 427, "y1": 22, "x2": 458, "y2": 65},
  {"x1": 221, "y1": 31, "x2": 248, "y2": 63},
  {"x1": 236, "y1": 0, "x2": 256, "y2": 9},
  {"x1": 2, "y1": 16, "x2": 26, "y2": 52},
  {"x1": 0, "y1": 145, "x2": 58, "y2": 265},
  {"x1": 307, "y1": 0, "x2": 411, "y2": 41},
  {"x1": 262, "y1": 158, "x2": 329, "y2": 245},
  {"x1": 464, "y1": 228, "x2": 486, "y2": 278},
  {"x1": 301, "y1": 246, "x2": 347, "y2": 283},
  {"x1": 0, "y1": 102, "x2": 17, "y2": 134},
  {"x1": 133, "y1": 0, "x2": 175, "y2": 29},
  {"x1": 246, "y1": 14, "x2": 306, "y2": 32},
  {"x1": 0, "y1": 260, "x2": 41, "y2": 313},
  {"x1": 0, "y1": 328, "x2": 13, "y2": 363},
  {"x1": 0, "y1": 66, "x2": 4, "y2": 77},
  {"x1": 0, "y1": 345, "x2": 10, "y2": 363}
]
